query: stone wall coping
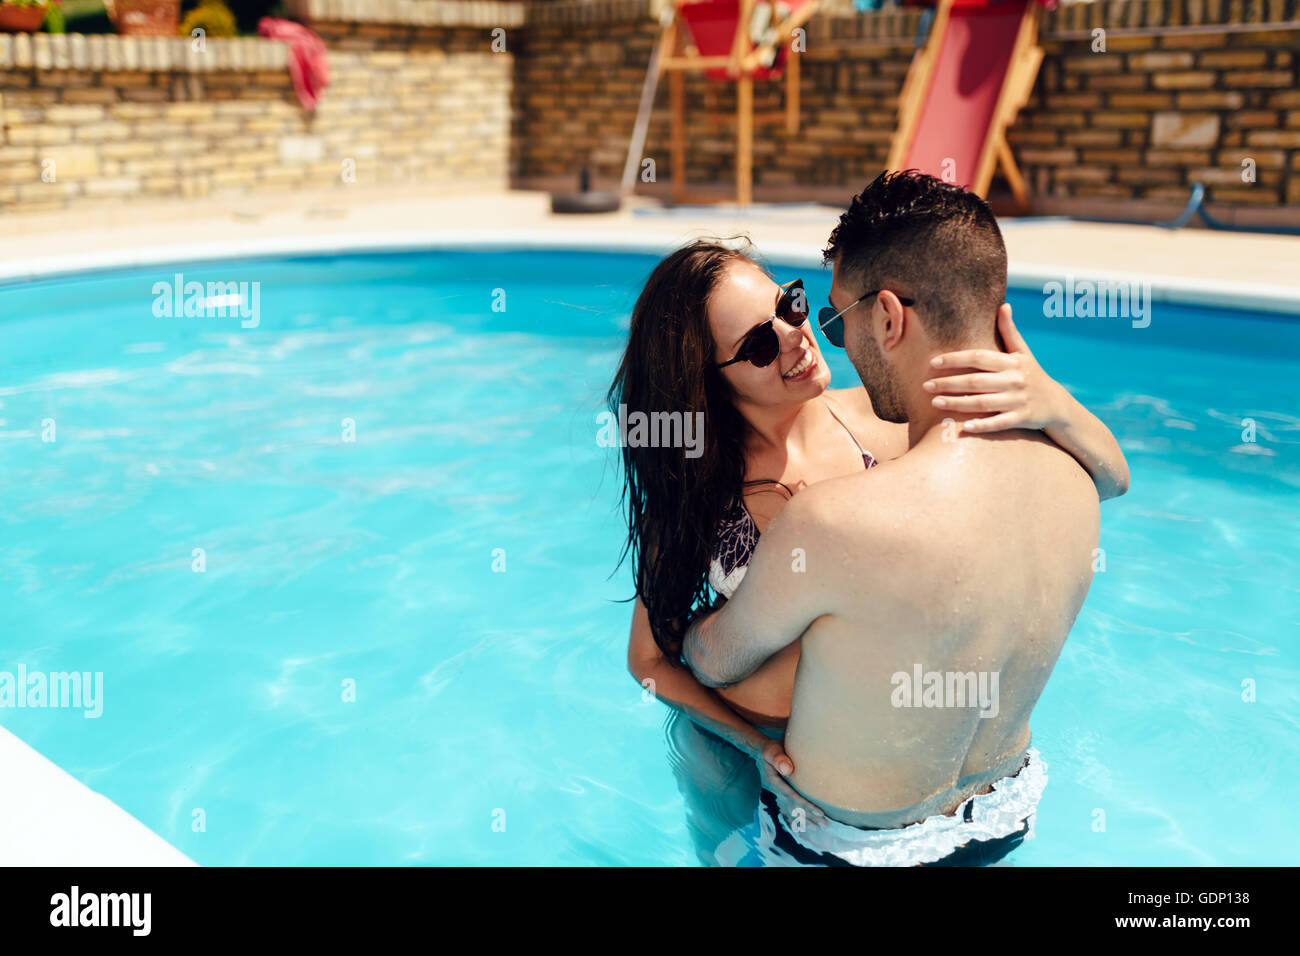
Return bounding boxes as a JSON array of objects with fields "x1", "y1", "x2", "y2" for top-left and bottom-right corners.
[
  {"x1": 446, "y1": 0, "x2": 1300, "y2": 36},
  {"x1": 0, "y1": 33, "x2": 288, "y2": 73},
  {"x1": 352, "y1": 0, "x2": 1300, "y2": 38},
  {"x1": 286, "y1": 0, "x2": 526, "y2": 27},
  {"x1": 523, "y1": 0, "x2": 659, "y2": 27},
  {"x1": 1049, "y1": 0, "x2": 1300, "y2": 36},
  {"x1": 0, "y1": 1, "x2": 1293, "y2": 61}
]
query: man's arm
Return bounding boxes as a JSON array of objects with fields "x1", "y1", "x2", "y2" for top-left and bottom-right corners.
[{"x1": 682, "y1": 492, "x2": 832, "y2": 688}]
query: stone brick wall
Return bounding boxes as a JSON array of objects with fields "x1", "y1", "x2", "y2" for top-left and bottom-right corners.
[
  {"x1": 0, "y1": 4, "x2": 514, "y2": 214},
  {"x1": 1014, "y1": 26, "x2": 1300, "y2": 208},
  {"x1": 2, "y1": 0, "x2": 1298, "y2": 219},
  {"x1": 513, "y1": 5, "x2": 921, "y2": 194},
  {"x1": 306, "y1": 20, "x2": 512, "y2": 189},
  {"x1": 1, "y1": 36, "x2": 295, "y2": 212},
  {"x1": 514, "y1": 0, "x2": 1300, "y2": 219}
]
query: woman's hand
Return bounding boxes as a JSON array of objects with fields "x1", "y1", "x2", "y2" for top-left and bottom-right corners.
[
  {"x1": 926, "y1": 304, "x2": 1131, "y2": 498},
  {"x1": 924, "y1": 304, "x2": 1068, "y2": 434},
  {"x1": 757, "y1": 739, "x2": 827, "y2": 830}
]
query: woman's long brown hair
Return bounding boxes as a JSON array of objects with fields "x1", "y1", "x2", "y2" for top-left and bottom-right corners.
[{"x1": 608, "y1": 240, "x2": 760, "y2": 659}]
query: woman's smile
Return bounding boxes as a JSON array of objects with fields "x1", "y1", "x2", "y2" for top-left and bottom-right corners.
[{"x1": 782, "y1": 347, "x2": 817, "y2": 382}]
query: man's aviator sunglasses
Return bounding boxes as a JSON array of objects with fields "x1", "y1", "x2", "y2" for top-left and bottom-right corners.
[
  {"x1": 817, "y1": 289, "x2": 916, "y2": 349},
  {"x1": 716, "y1": 279, "x2": 917, "y2": 367}
]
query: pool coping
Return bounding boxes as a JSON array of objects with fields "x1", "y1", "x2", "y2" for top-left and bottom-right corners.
[
  {"x1": 2, "y1": 229, "x2": 1298, "y2": 316},
  {"x1": 0, "y1": 725, "x2": 195, "y2": 867}
]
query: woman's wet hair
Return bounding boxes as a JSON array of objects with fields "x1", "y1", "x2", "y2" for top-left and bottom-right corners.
[{"x1": 608, "y1": 238, "x2": 772, "y2": 657}]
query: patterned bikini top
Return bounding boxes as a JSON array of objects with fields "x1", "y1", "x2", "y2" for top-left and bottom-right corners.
[{"x1": 708, "y1": 400, "x2": 877, "y2": 600}]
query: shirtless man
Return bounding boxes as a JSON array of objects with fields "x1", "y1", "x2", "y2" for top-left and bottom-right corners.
[{"x1": 682, "y1": 170, "x2": 1101, "y2": 866}]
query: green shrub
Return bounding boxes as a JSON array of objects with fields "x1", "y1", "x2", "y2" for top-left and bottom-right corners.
[
  {"x1": 42, "y1": 2, "x2": 66, "y2": 33},
  {"x1": 58, "y1": 1, "x2": 115, "y2": 33},
  {"x1": 218, "y1": 0, "x2": 283, "y2": 34},
  {"x1": 181, "y1": 0, "x2": 282, "y2": 34},
  {"x1": 180, "y1": 1, "x2": 238, "y2": 38}
]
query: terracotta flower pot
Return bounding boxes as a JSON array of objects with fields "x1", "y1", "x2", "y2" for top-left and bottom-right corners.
[
  {"x1": 104, "y1": 0, "x2": 180, "y2": 37},
  {"x1": 0, "y1": 3, "x2": 49, "y2": 33}
]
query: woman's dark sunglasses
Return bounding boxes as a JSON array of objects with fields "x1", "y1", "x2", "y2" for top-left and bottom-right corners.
[
  {"x1": 817, "y1": 290, "x2": 916, "y2": 348},
  {"x1": 716, "y1": 279, "x2": 809, "y2": 370}
]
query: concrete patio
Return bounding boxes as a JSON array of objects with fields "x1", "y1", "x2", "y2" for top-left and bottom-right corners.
[{"x1": 1, "y1": 185, "x2": 1298, "y2": 313}]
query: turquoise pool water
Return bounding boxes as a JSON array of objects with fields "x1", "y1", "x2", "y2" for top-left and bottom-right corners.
[{"x1": 1, "y1": 248, "x2": 1296, "y2": 866}]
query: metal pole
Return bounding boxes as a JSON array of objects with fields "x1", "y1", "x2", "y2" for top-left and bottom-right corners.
[{"x1": 622, "y1": 7, "x2": 676, "y2": 195}]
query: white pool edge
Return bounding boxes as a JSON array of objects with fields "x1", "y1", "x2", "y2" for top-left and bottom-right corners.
[
  {"x1": 0, "y1": 228, "x2": 1297, "y2": 315},
  {"x1": 0, "y1": 725, "x2": 195, "y2": 867}
]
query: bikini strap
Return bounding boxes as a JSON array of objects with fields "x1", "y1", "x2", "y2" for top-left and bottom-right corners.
[{"x1": 821, "y1": 396, "x2": 871, "y2": 460}]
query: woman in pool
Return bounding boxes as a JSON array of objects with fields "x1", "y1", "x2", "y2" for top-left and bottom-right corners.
[{"x1": 609, "y1": 239, "x2": 1128, "y2": 861}]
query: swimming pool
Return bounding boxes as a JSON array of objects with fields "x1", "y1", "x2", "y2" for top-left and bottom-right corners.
[{"x1": 1, "y1": 246, "x2": 1296, "y2": 865}]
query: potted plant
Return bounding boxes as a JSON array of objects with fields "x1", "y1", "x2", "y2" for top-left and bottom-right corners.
[
  {"x1": 0, "y1": 1, "x2": 50, "y2": 33},
  {"x1": 104, "y1": 0, "x2": 178, "y2": 36}
]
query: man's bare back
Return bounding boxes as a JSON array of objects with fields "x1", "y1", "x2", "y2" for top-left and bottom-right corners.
[
  {"x1": 779, "y1": 423, "x2": 1098, "y2": 826},
  {"x1": 681, "y1": 420, "x2": 1099, "y2": 829}
]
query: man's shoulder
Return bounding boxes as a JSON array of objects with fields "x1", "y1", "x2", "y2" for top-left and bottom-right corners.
[
  {"x1": 779, "y1": 464, "x2": 933, "y2": 606},
  {"x1": 788, "y1": 457, "x2": 919, "y2": 543},
  {"x1": 811, "y1": 447, "x2": 912, "y2": 499}
]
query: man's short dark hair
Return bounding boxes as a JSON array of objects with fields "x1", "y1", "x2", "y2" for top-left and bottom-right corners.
[{"x1": 823, "y1": 170, "x2": 1007, "y2": 346}]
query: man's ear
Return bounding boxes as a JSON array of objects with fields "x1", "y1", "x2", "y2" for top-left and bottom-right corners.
[{"x1": 879, "y1": 290, "x2": 908, "y2": 351}]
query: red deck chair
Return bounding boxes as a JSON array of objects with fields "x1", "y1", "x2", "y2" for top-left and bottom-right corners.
[
  {"x1": 887, "y1": 0, "x2": 1047, "y2": 209},
  {"x1": 660, "y1": 0, "x2": 820, "y2": 205}
]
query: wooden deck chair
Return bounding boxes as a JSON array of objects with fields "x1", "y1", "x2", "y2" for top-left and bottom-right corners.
[
  {"x1": 659, "y1": 0, "x2": 820, "y2": 206},
  {"x1": 886, "y1": 0, "x2": 1045, "y2": 210}
]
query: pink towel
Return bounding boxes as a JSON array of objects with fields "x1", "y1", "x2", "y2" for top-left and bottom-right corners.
[{"x1": 258, "y1": 17, "x2": 331, "y2": 111}]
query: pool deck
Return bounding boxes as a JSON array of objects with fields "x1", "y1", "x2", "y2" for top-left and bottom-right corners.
[
  {"x1": 1, "y1": 182, "x2": 1297, "y2": 867},
  {"x1": 2, "y1": 185, "x2": 1299, "y2": 311},
  {"x1": 0, "y1": 726, "x2": 194, "y2": 866}
]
